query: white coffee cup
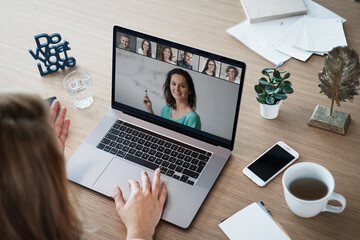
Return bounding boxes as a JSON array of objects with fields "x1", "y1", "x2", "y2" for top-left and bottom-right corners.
[{"x1": 282, "y1": 162, "x2": 346, "y2": 218}]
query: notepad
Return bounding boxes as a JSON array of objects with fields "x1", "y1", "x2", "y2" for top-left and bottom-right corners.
[
  {"x1": 219, "y1": 202, "x2": 290, "y2": 240},
  {"x1": 240, "y1": 0, "x2": 307, "y2": 23}
]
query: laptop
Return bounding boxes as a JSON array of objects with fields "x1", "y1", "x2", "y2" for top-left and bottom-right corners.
[{"x1": 66, "y1": 25, "x2": 246, "y2": 228}]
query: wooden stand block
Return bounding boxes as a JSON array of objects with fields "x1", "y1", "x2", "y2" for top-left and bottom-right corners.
[{"x1": 308, "y1": 105, "x2": 351, "y2": 135}]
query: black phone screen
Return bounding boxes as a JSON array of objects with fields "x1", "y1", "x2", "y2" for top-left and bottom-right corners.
[
  {"x1": 44, "y1": 96, "x2": 59, "y2": 122},
  {"x1": 248, "y1": 144, "x2": 295, "y2": 182}
]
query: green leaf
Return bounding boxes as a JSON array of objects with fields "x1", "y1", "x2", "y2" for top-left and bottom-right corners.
[
  {"x1": 283, "y1": 86, "x2": 294, "y2": 94},
  {"x1": 283, "y1": 80, "x2": 292, "y2": 87},
  {"x1": 262, "y1": 69, "x2": 270, "y2": 77},
  {"x1": 265, "y1": 85, "x2": 276, "y2": 94},
  {"x1": 284, "y1": 72, "x2": 290, "y2": 79},
  {"x1": 273, "y1": 93, "x2": 287, "y2": 100},
  {"x1": 273, "y1": 70, "x2": 281, "y2": 79},
  {"x1": 254, "y1": 84, "x2": 264, "y2": 93},
  {"x1": 266, "y1": 96, "x2": 275, "y2": 104},
  {"x1": 275, "y1": 62, "x2": 284, "y2": 69},
  {"x1": 275, "y1": 88, "x2": 284, "y2": 94},
  {"x1": 273, "y1": 78, "x2": 282, "y2": 84},
  {"x1": 257, "y1": 94, "x2": 266, "y2": 104},
  {"x1": 258, "y1": 79, "x2": 269, "y2": 85}
]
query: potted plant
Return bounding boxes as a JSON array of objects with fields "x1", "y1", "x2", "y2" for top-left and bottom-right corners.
[{"x1": 254, "y1": 62, "x2": 294, "y2": 119}]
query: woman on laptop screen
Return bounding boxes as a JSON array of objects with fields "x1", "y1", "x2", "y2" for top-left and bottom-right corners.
[
  {"x1": 225, "y1": 65, "x2": 240, "y2": 84},
  {"x1": 143, "y1": 68, "x2": 201, "y2": 130},
  {"x1": 138, "y1": 39, "x2": 153, "y2": 58},
  {"x1": 158, "y1": 46, "x2": 176, "y2": 65},
  {"x1": 0, "y1": 93, "x2": 167, "y2": 240},
  {"x1": 201, "y1": 59, "x2": 216, "y2": 77}
]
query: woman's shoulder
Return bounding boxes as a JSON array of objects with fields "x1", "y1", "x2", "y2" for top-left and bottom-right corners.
[
  {"x1": 161, "y1": 104, "x2": 171, "y2": 112},
  {"x1": 160, "y1": 104, "x2": 171, "y2": 118},
  {"x1": 184, "y1": 111, "x2": 201, "y2": 130},
  {"x1": 185, "y1": 111, "x2": 200, "y2": 120}
]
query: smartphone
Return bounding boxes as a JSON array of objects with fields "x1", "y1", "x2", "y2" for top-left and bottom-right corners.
[
  {"x1": 44, "y1": 96, "x2": 59, "y2": 122},
  {"x1": 243, "y1": 141, "x2": 299, "y2": 187}
]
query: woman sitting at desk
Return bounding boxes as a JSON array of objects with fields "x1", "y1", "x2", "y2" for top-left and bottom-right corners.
[
  {"x1": 0, "y1": 93, "x2": 167, "y2": 240},
  {"x1": 143, "y1": 68, "x2": 201, "y2": 130}
]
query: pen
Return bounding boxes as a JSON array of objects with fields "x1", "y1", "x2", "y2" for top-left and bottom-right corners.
[{"x1": 260, "y1": 202, "x2": 290, "y2": 238}]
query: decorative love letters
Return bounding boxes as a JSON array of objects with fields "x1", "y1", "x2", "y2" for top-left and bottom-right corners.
[{"x1": 29, "y1": 33, "x2": 76, "y2": 76}]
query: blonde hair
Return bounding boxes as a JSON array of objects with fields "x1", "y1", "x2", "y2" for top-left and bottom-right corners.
[{"x1": 0, "y1": 93, "x2": 82, "y2": 240}]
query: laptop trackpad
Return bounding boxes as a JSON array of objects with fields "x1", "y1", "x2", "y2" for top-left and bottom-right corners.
[{"x1": 93, "y1": 157, "x2": 169, "y2": 201}]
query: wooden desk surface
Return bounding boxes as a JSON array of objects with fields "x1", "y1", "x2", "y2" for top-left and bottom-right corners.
[{"x1": 1, "y1": 0, "x2": 359, "y2": 239}]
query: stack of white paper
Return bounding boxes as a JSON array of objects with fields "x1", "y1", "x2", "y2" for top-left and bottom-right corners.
[
  {"x1": 293, "y1": 16, "x2": 346, "y2": 53},
  {"x1": 227, "y1": 0, "x2": 347, "y2": 64},
  {"x1": 240, "y1": 0, "x2": 307, "y2": 23}
]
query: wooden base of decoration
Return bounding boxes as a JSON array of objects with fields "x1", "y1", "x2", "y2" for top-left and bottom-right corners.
[{"x1": 308, "y1": 105, "x2": 351, "y2": 135}]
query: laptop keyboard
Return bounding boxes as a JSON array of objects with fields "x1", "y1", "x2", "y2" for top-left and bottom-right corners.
[{"x1": 96, "y1": 120, "x2": 212, "y2": 185}]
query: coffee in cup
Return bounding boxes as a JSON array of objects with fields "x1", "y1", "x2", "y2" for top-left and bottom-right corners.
[{"x1": 282, "y1": 162, "x2": 346, "y2": 218}]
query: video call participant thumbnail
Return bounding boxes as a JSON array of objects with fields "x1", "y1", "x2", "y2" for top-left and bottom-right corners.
[
  {"x1": 118, "y1": 33, "x2": 131, "y2": 51},
  {"x1": 225, "y1": 66, "x2": 240, "y2": 84},
  {"x1": 158, "y1": 46, "x2": 176, "y2": 65},
  {"x1": 177, "y1": 52, "x2": 193, "y2": 70},
  {"x1": 202, "y1": 59, "x2": 216, "y2": 77},
  {"x1": 138, "y1": 39, "x2": 154, "y2": 58}
]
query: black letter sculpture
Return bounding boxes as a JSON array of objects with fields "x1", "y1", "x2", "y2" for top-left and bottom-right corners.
[{"x1": 29, "y1": 33, "x2": 76, "y2": 76}]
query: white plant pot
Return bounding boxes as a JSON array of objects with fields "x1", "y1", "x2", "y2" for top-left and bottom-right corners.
[{"x1": 260, "y1": 101, "x2": 282, "y2": 119}]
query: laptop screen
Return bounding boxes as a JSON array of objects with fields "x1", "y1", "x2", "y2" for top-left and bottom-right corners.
[{"x1": 112, "y1": 26, "x2": 245, "y2": 150}]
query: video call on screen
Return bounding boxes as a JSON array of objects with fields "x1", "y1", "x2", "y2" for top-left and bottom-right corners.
[{"x1": 114, "y1": 31, "x2": 243, "y2": 141}]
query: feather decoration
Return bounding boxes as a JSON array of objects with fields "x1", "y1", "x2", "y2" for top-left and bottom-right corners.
[{"x1": 318, "y1": 46, "x2": 360, "y2": 116}]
